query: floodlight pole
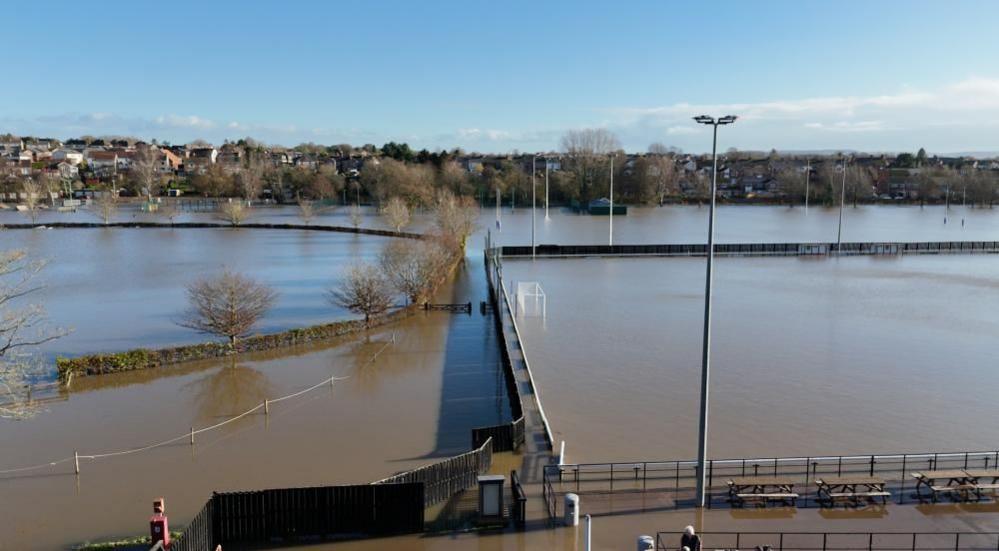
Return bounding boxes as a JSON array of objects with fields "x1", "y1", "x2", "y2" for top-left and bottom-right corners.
[
  {"x1": 532, "y1": 155, "x2": 537, "y2": 259},
  {"x1": 609, "y1": 155, "x2": 614, "y2": 246},
  {"x1": 837, "y1": 158, "x2": 847, "y2": 252},
  {"x1": 692, "y1": 114, "x2": 736, "y2": 508},
  {"x1": 805, "y1": 158, "x2": 810, "y2": 213},
  {"x1": 545, "y1": 157, "x2": 550, "y2": 219}
]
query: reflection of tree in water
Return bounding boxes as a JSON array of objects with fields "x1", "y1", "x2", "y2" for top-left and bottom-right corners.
[{"x1": 183, "y1": 358, "x2": 275, "y2": 427}]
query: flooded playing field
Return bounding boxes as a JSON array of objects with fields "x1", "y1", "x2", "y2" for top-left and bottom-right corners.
[
  {"x1": 503, "y1": 253, "x2": 999, "y2": 463},
  {"x1": 3, "y1": 204, "x2": 999, "y2": 549}
]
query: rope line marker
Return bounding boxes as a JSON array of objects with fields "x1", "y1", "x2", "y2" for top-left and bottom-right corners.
[{"x1": 0, "y1": 337, "x2": 394, "y2": 476}]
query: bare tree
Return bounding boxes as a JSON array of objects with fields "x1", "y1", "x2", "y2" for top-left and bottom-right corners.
[
  {"x1": 131, "y1": 146, "x2": 160, "y2": 201},
  {"x1": 90, "y1": 189, "x2": 119, "y2": 225},
  {"x1": 238, "y1": 154, "x2": 265, "y2": 204},
  {"x1": 560, "y1": 128, "x2": 621, "y2": 201},
  {"x1": 39, "y1": 172, "x2": 61, "y2": 207},
  {"x1": 18, "y1": 179, "x2": 43, "y2": 224},
  {"x1": 217, "y1": 201, "x2": 249, "y2": 226},
  {"x1": 379, "y1": 239, "x2": 449, "y2": 304},
  {"x1": 433, "y1": 188, "x2": 478, "y2": 253},
  {"x1": 1, "y1": 249, "x2": 66, "y2": 419},
  {"x1": 380, "y1": 196, "x2": 411, "y2": 232},
  {"x1": 328, "y1": 263, "x2": 394, "y2": 327},
  {"x1": 349, "y1": 204, "x2": 362, "y2": 229},
  {"x1": 645, "y1": 152, "x2": 679, "y2": 205},
  {"x1": 298, "y1": 198, "x2": 316, "y2": 225},
  {"x1": 178, "y1": 269, "x2": 277, "y2": 347}
]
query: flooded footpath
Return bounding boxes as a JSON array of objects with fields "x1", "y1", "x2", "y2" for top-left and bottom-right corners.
[
  {"x1": 0, "y1": 244, "x2": 507, "y2": 551},
  {"x1": 3, "y1": 204, "x2": 999, "y2": 548}
]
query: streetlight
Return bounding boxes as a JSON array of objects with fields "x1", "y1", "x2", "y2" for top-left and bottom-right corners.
[
  {"x1": 692, "y1": 113, "x2": 737, "y2": 509},
  {"x1": 804, "y1": 158, "x2": 810, "y2": 214},
  {"x1": 545, "y1": 156, "x2": 551, "y2": 220},
  {"x1": 609, "y1": 154, "x2": 615, "y2": 246},
  {"x1": 532, "y1": 155, "x2": 537, "y2": 259},
  {"x1": 836, "y1": 157, "x2": 848, "y2": 252}
]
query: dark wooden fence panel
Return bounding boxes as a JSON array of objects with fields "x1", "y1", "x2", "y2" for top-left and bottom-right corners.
[
  {"x1": 375, "y1": 439, "x2": 492, "y2": 507},
  {"x1": 208, "y1": 483, "x2": 423, "y2": 546},
  {"x1": 170, "y1": 498, "x2": 214, "y2": 551}
]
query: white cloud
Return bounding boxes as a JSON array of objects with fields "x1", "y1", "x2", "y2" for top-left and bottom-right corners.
[
  {"x1": 605, "y1": 77, "x2": 999, "y2": 152},
  {"x1": 154, "y1": 114, "x2": 216, "y2": 129}
]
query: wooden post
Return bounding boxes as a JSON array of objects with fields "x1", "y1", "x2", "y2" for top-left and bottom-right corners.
[
  {"x1": 190, "y1": 427, "x2": 195, "y2": 445},
  {"x1": 74, "y1": 450, "x2": 79, "y2": 474},
  {"x1": 264, "y1": 399, "x2": 269, "y2": 415}
]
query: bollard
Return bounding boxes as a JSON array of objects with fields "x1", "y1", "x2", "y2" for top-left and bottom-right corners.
[
  {"x1": 190, "y1": 427, "x2": 194, "y2": 445},
  {"x1": 564, "y1": 493, "x2": 579, "y2": 526},
  {"x1": 637, "y1": 535, "x2": 655, "y2": 551},
  {"x1": 584, "y1": 514, "x2": 592, "y2": 551}
]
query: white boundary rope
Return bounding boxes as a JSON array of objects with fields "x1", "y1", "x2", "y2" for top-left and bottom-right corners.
[{"x1": 0, "y1": 334, "x2": 395, "y2": 475}]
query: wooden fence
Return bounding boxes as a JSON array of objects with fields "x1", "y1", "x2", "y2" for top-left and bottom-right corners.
[
  {"x1": 373, "y1": 437, "x2": 493, "y2": 507},
  {"x1": 469, "y1": 247, "x2": 527, "y2": 453},
  {"x1": 167, "y1": 483, "x2": 423, "y2": 550},
  {"x1": 498, "y1": 240, "x2": 999, "y2": 258}
]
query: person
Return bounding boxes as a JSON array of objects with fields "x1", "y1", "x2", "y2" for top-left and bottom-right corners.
[{"x1": 680, "y1": 526, "x2": 701, "y2": 551}]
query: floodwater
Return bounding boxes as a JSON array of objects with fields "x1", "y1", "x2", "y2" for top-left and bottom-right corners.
[
  {"x1": 485, "y1": 203, "x2": 999, "y2": 245},
  {"x1": 503, "y1": 253, "x2": 999, "y2": 462},
  {"x1": 0, "y1": 252, "x2": 508, "y2": 550},
  {"x1": 5, "y1": 228, "x2": 393, "y2": 359},
  {"x1": 3, "y1": 204, "x2": 999, "y2": 548}
]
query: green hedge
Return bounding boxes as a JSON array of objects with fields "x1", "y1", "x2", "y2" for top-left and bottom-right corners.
[{"x1": 57, "y1": 307, "x2": 415, "y2": 380}]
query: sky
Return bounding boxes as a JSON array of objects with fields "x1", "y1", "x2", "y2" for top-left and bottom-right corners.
[{"x1": 5, "y1": 0, "x2": 999, "y2": 154}]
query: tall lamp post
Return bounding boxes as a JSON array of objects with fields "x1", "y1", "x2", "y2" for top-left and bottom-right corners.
[
  {"x1": 609, "y1": 155, "x2": 615, "y2": 246},
  {"x1": 692, "y1": 114, "x2": 737, "y2": 508},
  {"x1": 836, "y1": 157, "x2": 848, "y2": 252},
  {"x1": 545, "y1": 155, "x2": 551, "y2": 220},
  {"x1": 532, "y1": 155, "x2": 538, "y2": 259}
]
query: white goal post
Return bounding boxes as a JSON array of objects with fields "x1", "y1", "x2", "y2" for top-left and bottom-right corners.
[{"x1": 515, "y1": 281, "x2": 546, "y2": 318}]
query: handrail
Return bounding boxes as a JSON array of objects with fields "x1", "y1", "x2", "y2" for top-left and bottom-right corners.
[
  {"x1": 655, "y1": 531, "x2": 999, "y2": 551},
  {"x1": 500, "y1": 275, "x2": 555, "y2": 448}
]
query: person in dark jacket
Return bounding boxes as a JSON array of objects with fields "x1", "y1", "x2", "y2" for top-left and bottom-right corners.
[{"x1": 681, "y1": 525, "x2": 701, "y2": 551}]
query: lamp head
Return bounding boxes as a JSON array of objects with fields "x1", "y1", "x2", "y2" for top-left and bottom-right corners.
[
  {"x1": 718, "y1": 115, "x2": 738, "y2": 125},
  {"x1": 693, "y1": 115, "x2": 715, "y2": 125}
]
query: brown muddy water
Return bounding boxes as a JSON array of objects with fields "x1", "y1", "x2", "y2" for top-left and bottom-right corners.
[
  {"x1": 3, "y1": 205, "x2": 999, "y2": 549},
  {"x1": 503, "y1": 253, "x2": 999, "y2": 463},
  {"x1": 0, "y1": 254, "x2": 508, "y2": 550}
]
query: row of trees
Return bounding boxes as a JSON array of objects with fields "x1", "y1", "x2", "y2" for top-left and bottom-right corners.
[{"x1": 182, "y1": 189, "x2": 476, "y2": 341}]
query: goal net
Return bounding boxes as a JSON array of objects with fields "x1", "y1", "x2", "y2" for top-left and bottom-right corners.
[{"x1": 515, "y1": 281, "x2": 547, "y2": 318}]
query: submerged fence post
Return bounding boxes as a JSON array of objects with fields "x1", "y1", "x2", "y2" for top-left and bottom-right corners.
[
  {"x1": 74, "y1": 450, "x2": 79, "y2": 474},
  {"x1": 264, "y1": 400, "x2": 269, "y2": 415},
  {"x1": 190, "y1": 427, "x2": 195, "y2": 445}
]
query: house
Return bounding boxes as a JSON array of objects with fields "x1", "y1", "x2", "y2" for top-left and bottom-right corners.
[
  {"x1": 53, "y1": 149, "x2": 84, "y2": 165},
  {"x1": 57, "y1": 161, "x2": 79, "y2": 179},
  {"x1": 184, "y1": 147, "x2": 218, "y2": 174},
  {"x1": 85, "y1": 151, "x2": 119, "y2": 176},
  {"x1": 159, "y1": 148, "x2": 182, "y2": 173},
  {"x1": 294, "y1": 155, "x2": 319, "y2": 170}
]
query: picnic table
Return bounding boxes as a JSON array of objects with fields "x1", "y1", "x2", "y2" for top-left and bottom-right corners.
[
  {"x1": 912, "y1": 470, "x2": 983, "y2": 502},
  {"x1": 814, "y1": 475, "x2": 890, "y2": 506},
  {"x1": 727, "y1": 476, "x2": 798, "y2": 507}
]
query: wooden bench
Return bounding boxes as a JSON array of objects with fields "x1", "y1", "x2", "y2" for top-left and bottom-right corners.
[
  {"x1": 815, "y1": 476, "x2": 890, "y2": 506},
  {"x1": 735, "y1": 492, "x2": 799, "y2": 502},
  {"x1": 728, "y1": 477, "x2": 798, "y2": 507}
]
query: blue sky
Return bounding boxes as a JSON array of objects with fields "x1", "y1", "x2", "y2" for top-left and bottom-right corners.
[{"x1": 5, "y1": 0, "x2": 999, "y2": 153}]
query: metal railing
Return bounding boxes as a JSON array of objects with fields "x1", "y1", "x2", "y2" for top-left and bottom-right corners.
[
  {"x1": 495, "y1": 241, "x2": 999, "y2": 259},
  {"x1": 544, "y1": 449, "x2": 999, "y2": 518},
  {"x1": 655, "y1": 532, "x2": 999, "y2": 551},
  {"x1": 374, "y1": 436, "x2": 493, "y2": 507}
]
